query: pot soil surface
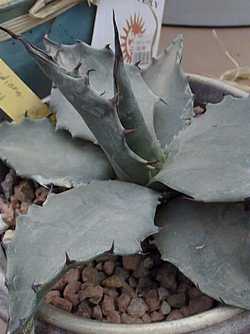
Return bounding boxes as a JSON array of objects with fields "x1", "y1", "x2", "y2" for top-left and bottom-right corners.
[
  {"x1": 0, "y1": 165, "x2": 216, "y2": 325},
  {"x1": 44, "y1": 252, "x2": 216, "y2": 324}
]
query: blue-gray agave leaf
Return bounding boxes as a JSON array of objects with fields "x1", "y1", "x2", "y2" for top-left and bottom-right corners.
[
  {"x1": 152, "y1": 95, "x2": 250, "y2": 202},
  {"x1": 112, "y1": 15, "x2": 164, "y2": 167},
  {"x1": 50, "y1": 87, "x2": 96, "y2": 143},
  {"x1": 43, "y1": 34, "x2": 115, "y2": 99},
  {"x1": 43, "y1": 33, "x2": 192, "y2": 151},
  {"x1": 155, "y1": 198, "x2": 250, "y2": 309},
  {"x1": 143, "y1": 35, "x2": 194, "y2": 148},
  {"x1": 43, "y1": 35, "x2": 162, "y2": 149},
  {"x1": 0, "y1": 118, "x2": 114, "y2": 187},
  {"x1": 43, "y1": 27, "x2": 165, "y2": 166},
  {"x1": 1, "y1": 26, "x2": 160, "y2": 184},
  {"x1": 7, "y1": 181, "x2": 159, "y2": 333}
]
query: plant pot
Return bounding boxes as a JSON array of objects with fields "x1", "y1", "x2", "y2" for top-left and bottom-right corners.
[{"x1": 1, "y1": 74, "x2": 250, "y2": 333}]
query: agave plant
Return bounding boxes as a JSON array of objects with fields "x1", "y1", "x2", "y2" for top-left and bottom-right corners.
[{"x1": 1, "y1": 14, "x2": 250, "y2": 334}]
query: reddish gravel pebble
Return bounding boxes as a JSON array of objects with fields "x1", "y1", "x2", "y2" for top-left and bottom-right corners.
[
  {"x1": 156, "y1": 263, "x2": 177, "y2": 291},
  {"x1": 193, "y1": 105, "x2": 206, "y2": 117},
  {"x1": 76, "y1": 301, "x2": 92, "y2": 318},
  {"x1": 64, "y1": 268, "x2": 81, "y2": 284},
  {"x1": 177, "y1": 282, "x2": 189, "y2": 294},
  {"x1": 133, "y1": 261, "x2": 147, "y2": 279},
  {"x1": 141, "y1": 313, "x2": 151, "y2": 323},
  {"x1": 14, "y1": 180, "x2": 34, "y2": 203},
  {"x1": 34, "y1": 187, "x2": 48, "y2": 205},
  {"x1": 127, "y1": 298, "x2": 148, "y2": 317},
  {"x1": 45, "y1": 290, "x2": 60, "y2": 304},
  {"x1": 188, "y1": 295, "x2": 214, "y2": 315},
  {"x1": 49, "y1": 295, "x2": 73, "y2": 312},
  {"x1": 150, "y1": 310, "x2": 165, "y2": 322},
  {"x1": 92, "y1": 305, "x2": 103, "y2": 320},
  {"x1": 137, "y1": 277, "x2": 154, "y2": 289},
  {"x1": 1, "y1": 169, "x2": 16, "y2": 199},
  {"x1": 79, "y1": 285, "x2": 103, "y2": 304},
  {"x1": 122, "y1": 255, "x2": 141, "y2": 272},
  {"x1": 180, "y1": 305, "x2": 190, "y2": 317},
  {"x1": 167, "y1": 293, "x2": 186, "y2": 309},
  {"x1": 0, "y1": 199, "x2": 15, "y2": 226},
  {"x1": 18, "y1": 201, "x2": 30, "y2": 214},
  {"x1": 143, "y1": 256, "x2": 154, "y2": 270},
  {"x1": 166, "y1": 310, "x2": 184, "y2": 321},
  {"x1": 101, "y1": 295, "x2": 115, "y2": 316},
  {"x1": 128, "y1": 276, "x2": 137, "y2": 288},
  {"x1": 81, "y1": 282, "x2": 93, "y2": 291},
  {"x1": 115, "y1": 266, "x2": 130, "y2": 281},
  {"x1": 0, "y1": 171, "x2": 49, "y2": 227},
  {"x1": 158, "y1": 287, "x2": 170, "y2": 301},
  {"x1": 117, "y1": 293, "x2": 131, "y2": 313},
  {"x1": 103, "y1": 288, "x2": 119, "y2": 299},
  {"x1": 157, "y1": 271, "x2": 177, "y2": 291},
  {"x1": 63, "y1": 281, "x2": 81, "y2": 306},
  {"x1": 106, "y1": 311, "x2": 121, "y2": 323},
  {"x1": 45, "y1": 253, "x2": 216, "y2": 324},
  {"x1": 103, "y1": 260, "x2": 115, "y2": 275},
  {"x1": 160, "y1": 301, "x2": 171, "y2": 315},
  {"x1": 52, "y1": 277, "x2": 67, "y2": 291},
  {"x1": 188, "y1": 287, "x2": 203, "y2": 299},
  {"x1": 144, "y1": 289, "x2": 160, "y2": 312},
  {"x1": 95, "y1": 271, "x2": 106, "y2": 285},
  {"x1": 102, "y1": 275, "x2": 123, "y2": 288},
  {"x1": 81, "y1": 266, "x2": 96, "y2": 284},
  {"x1": 96, "y1": 262, "x2": 103, "y2": 271}
]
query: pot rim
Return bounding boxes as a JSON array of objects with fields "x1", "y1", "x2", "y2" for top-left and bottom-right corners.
[
  {"x1": 186, "y1": 73, "x2": 249, "y2": 98},
  {"x1": 38, "y1": 74, "x2": 248, "y2": 333},
  {"x1": 38, "y1": 304, "x2": 243, "y2": 334}
]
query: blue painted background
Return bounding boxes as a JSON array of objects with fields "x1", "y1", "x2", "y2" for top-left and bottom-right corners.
[{"x1": 0, "y1": 3, "x2": 96, "y2": 97}]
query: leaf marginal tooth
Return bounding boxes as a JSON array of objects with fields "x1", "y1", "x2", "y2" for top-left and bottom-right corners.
[
  {"x1": 31, "y1": 282, "x2": 42, "y2": 293},
  {"x1": 159, "y1": 97, "x2": 168, "y2": 105},
  {"x1": 65, "y1": 252, "x2": 76, "y2": 266},
  {"x1": 145, "y1": 159, "x2": 160, "y2": 166},
  {"x1": 124, "y1": 128, "x2": 136, "y2": 135},
  {"x1": 73, "y1": 62, "x2": 82, "y2": 74},
  {"x1": 135, "y1": 60, "x2": 142, "y2": 70},
  {"x1": 85, "y1": 68, "x2": 96, "y2": 84},
  {"x1": 43, "y1": 34, "x2": 59, "y2": 47},
  {"x1": 110, "y1": 92, "x2": 119, "y2": 108},
  {"x1": 146, "y1": 165, "x2": 156, "y2": 171},
  {"x1": 54, "y1": 47, "x2": 61, "y2": 62}
]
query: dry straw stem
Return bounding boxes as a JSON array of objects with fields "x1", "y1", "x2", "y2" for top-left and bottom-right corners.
[{"x1": 212, "y1": 29, "x2": 250, "y2": 92}]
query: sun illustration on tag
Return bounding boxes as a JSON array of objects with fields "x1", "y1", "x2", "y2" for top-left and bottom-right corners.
[{"x1": 120, "y1": 14, "x2": 146, "y2": 63}]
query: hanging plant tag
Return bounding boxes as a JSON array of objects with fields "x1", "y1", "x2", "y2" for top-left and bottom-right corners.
[
  {"x1": 0, "y1": 59, "x2": 49, "y2": 122},
  {"x1": 91, "y1": 0, "x2": 165, "y2": 66}
]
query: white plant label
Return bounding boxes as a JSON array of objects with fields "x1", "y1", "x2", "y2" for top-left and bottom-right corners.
[{"x1": 92, "y1": 0, "x2": 165, "y2": 66}]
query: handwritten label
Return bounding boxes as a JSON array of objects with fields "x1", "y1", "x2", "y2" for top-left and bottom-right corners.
[{"x1": 0, "y1": 59, "x2": 48, "y2": 122}]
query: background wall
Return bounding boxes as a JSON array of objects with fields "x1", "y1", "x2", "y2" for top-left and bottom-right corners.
[{"x1": 159, "y1": 26, "x2": 250, "y2": 80}]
